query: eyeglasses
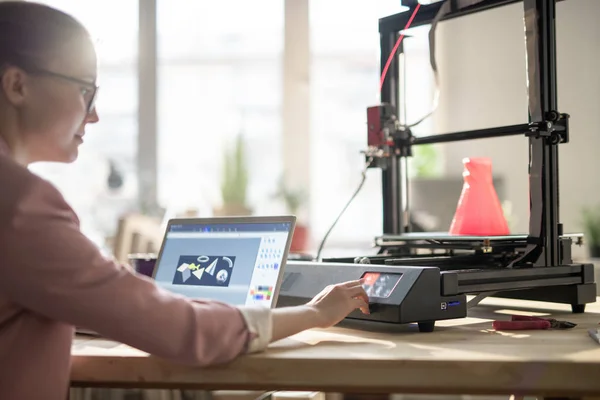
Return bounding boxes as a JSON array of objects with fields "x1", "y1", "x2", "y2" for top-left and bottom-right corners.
[{"x1": 23, "y1": 67, "x2": 99, "y2": 114}]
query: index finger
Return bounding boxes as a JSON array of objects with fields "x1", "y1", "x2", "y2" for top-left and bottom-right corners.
[{"x1": 340, "y1": 279, "x2": 366, "y2": 288}]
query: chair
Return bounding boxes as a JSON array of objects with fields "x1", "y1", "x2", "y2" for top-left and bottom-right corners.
[{"x1": 112, "y1": 213, "x2": 164, "y2": 264}]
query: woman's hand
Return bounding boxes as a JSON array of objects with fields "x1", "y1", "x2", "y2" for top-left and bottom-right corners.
[
  {"x1": 306, "y1": 279, "x2": 370, "y2": 328},
  {"x1": 270, "y1": 279, "x2": 371, "y2": 343}
]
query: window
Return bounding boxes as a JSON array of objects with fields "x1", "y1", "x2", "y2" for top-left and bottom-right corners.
[
  {"x1": 28, "y1": 0, "x2": 139, "y2": 252},
  {"x1": 156, "y1": 0, "x2": 284, "y2": 216},
  {"x1": 309, "y1": 1, "x2": 436, "y2": 247}
]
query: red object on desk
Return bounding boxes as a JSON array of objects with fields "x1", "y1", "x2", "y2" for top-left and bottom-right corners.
[
  {"x1": 493, "y1": 319, "x2": 551, "y2": 330},
  {"x1": 493, "y1": 315, "x2": 576, "y2": 330},
  {"x1": 449, "y1": 157, "x2": 510, "y2": 236}
]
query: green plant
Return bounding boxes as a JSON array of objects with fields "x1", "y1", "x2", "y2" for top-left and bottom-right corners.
[
  {"x1": 410, "y1": 144, "x2": 441, "y2": 178},
  {"x1": 581, "y1": 205, "x2": 600, "y2": 248},
  {"x1": 220, "y1": 134, "x2": 249, "y2": 208},
  {"x1": 272, "y1": 176, "x2": 307, "y2": 215}
]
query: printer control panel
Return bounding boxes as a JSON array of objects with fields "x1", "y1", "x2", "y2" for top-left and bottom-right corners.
[
  {"x1": 277, "y1": 261, "x2": 468, "y2": 330},
  {"x1": 361, "y1": 271, "x2": 403, "y2": 299}
]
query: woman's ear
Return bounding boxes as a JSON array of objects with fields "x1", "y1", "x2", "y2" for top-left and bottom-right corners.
[{"x1": 1, "y1": 66, "x2": 28, "y2": 107}]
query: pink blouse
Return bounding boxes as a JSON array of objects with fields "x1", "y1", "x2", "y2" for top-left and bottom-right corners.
[{"x1": 0, "y1": 136, "x2": 272, "y2": 400}]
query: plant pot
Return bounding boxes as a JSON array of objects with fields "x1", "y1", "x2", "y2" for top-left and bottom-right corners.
[
  {"x1": 213, "y1": 204, "x2": 252, "y2": 217},
  {"x1": 290, "y1": 224, "x2": 310, "y2": 253},
  {"x1": 590, "y1": 245, "x2": 600, "y2": 259}
]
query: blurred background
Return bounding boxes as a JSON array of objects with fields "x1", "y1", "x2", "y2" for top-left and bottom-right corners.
[{"x1": 23, "y1": 0, "x2": 600, "y2": 262}]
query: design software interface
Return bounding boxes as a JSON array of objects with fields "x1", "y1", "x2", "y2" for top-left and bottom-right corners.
[{"x1": 154, "y1": 221, "x2": 292, "y2": 307}]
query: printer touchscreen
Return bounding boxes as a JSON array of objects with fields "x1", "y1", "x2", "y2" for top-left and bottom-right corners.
[{"x1": 362, "y1": 272, "x2": 402, "y2": 299}]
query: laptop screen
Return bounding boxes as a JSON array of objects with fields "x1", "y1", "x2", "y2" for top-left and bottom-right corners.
[{"x1": 153, "y1": 218, "x2": 294, "y2": 308}]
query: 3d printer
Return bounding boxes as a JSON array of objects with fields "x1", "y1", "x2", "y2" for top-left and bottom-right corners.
[{"x1": 277, "y1": 0, "x2": 597, "y2": 332}]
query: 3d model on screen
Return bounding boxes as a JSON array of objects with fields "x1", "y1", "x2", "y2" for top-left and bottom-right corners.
[{"x1": 173, "y1": 255, "x2": 236, "y2": 287}]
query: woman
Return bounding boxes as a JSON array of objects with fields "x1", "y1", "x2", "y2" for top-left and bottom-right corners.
[{"x1": 0, "y1": 2, "x2": 370, "y2": 399}]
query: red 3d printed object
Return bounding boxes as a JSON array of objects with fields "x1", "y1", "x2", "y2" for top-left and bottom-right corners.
[{"x1": 449, "y1": 157, "x2": 510, "y2": 236}]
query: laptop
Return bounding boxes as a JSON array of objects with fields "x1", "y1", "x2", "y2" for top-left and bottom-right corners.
[{"x1": 151, "y1": 215, "x2": 296, "y2": 308}]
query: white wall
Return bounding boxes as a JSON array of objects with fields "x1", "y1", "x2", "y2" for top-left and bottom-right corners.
[
  {"x1": 283, "y1": 0, "x2": 311, "y2": 223},
  {"x1": 434, "y1": 0, "x2": 600, "y2": 259}
]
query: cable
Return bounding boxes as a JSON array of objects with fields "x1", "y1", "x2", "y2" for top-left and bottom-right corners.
[
  {"x1": 379, "y1": 1, "x2": 449, "y2": 130},
  {"x1": 315, "y1": 158, "x2": 373, "y2": 262},
  {"x1": 406, "y1": 0, "x2": 489, "y2": 129},
  {"x1": 402, "y1": 0, "x2": 450, "y2": 129},
  {"x1": 401, "y1": 1, "x2": 442, "y2": 129},
  {"x1": 379, "y1": 3, "x2": 421, "y2": 93}
]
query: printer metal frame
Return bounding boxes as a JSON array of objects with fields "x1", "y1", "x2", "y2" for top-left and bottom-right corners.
[
  {"x1": 380, "y1": 0, "x2": 564, "y2": 264},
  {"x1": 336, "y1": 0, "x2": 596, "y2": 311}
]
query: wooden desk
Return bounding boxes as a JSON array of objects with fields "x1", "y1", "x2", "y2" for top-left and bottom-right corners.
[{"x1": 71, "y1": 297, "x2": 600, "y2": 397}]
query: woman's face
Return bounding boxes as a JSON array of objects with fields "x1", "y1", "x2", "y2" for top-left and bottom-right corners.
[{"x1": 12, "y1": 35, "x2": 100, "y2": 164}]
